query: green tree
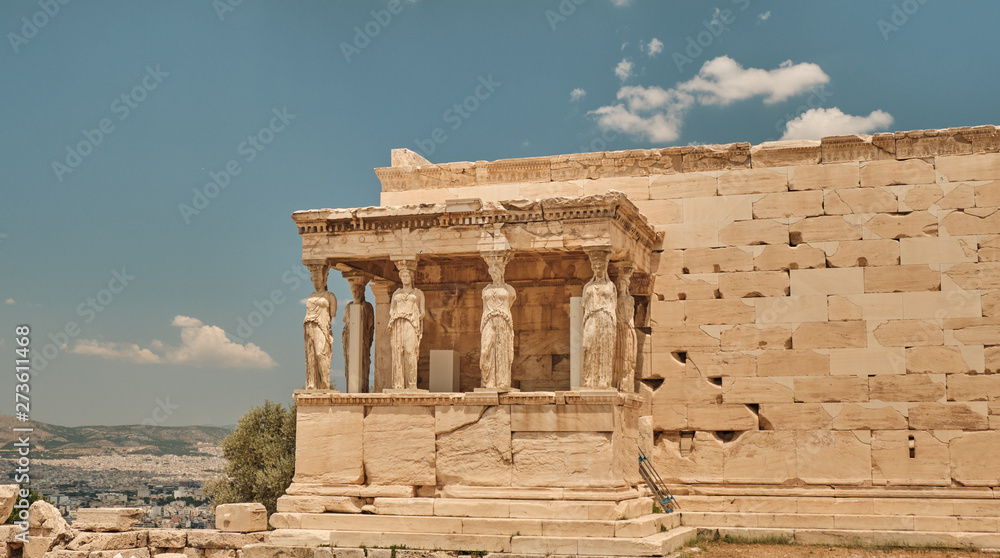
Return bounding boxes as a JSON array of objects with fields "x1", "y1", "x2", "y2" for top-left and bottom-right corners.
[
  {"x1": 5, "y1": 485, "x2": 48, "y2": 524},
  {"x1": 204, "y1": 400, "x2": 296, "y2": 517}
]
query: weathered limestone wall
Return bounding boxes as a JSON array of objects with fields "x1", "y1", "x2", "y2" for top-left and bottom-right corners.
[{"x1": 375, "y1": 126, "x2": 1000, "y2": 490}]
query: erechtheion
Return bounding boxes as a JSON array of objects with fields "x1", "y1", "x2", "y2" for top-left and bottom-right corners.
[{"x1": 276, "y1": 126, "x2": 1000, "y2": 555}]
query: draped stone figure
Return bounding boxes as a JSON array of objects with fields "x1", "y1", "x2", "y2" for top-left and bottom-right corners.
[
  {"x1": 303, "y1": 264, "x2": 337, "y2": 390},
  {"x1": 582, "y1": 248, "x2": 617, "y2": 388},
  {"x1": 480, "y1": 252, "x2": 516, "y2": 389},
  {"x1": 343, "y1": 276, "x2": 374, "y2": 393},
  {"x1": 389, "y1": 260, "x2": 425, "y2": 389},
  {"x1": 613, "y1": 265, "x2": 637, "y2": 393}
]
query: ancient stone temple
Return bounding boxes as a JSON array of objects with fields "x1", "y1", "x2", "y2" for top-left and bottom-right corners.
[{"x1": 275, "y1": 126, "x2": 1000, "y2": 554}]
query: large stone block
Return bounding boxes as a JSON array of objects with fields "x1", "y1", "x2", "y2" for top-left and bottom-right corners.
[
  {"x1": 788, "y1": 162, "x2": 860, "y2": 190},
  {"x1": 755, "y1": 295, "x2": 828, "y2": 324},
  {"x1": 719, "y1": 219, "x2": 789, "y2": 246},
  {"x1": 632, "y1": 199, "x2": 682, "y2": 224},
  {"x1": 683, "y1": 195, "x2": 752, "y2": 223},
  {"x1": 147, "y1": 529, "x2": 186, "y2": 548},
  {"x1": 909, "y1": 402, "x2": 989, "y2": 430},
  {"x1": 864, "y1": 265, "x2": 941, "y2": 293},
  {"x1": 752, "y1": 191, "x2": 824, "y2": 219},
  {"x1": 66, "y1": 532, "x2": 143, "y2": 552},
  {"x1": 510, "y1": 404, "x2": 613, "y2": 431},
  {"x1": 977, "y1": 181, "x2": 1000, "y2": 208},
  {"x1": 758, "y1": 404, "x2": 832, "y2": 429},
  {"x1": 721, "y1": 324, "x2": 791, "y2": 350},
  {"x1": 0, "y1": 485, "x2": 16, "y2": 528},
  {"x1": 860, "y1": 159, "x2": 935, "y2": 186},
  {"x1": 945, "y1": 262, "x2": 1000, "y2": 290},
  {"x1": 902, "y1": 291, "x2": 981, "y2": 319},
  {"x1": 653, "y1": 431, "x2": 723, "y2": 483},
  {"x1": 947, "y1": 374, "x2": 1000, "y2": 402},
  {"x1": 872, "y1": 320, "x2": 943, "y2": 347},
  {"x1": 657, "y1": 222, "x2": 720, "y2": 249},
  {"x1": 71, "y1": 508, "x2": 143, "y2": 532},
  {"x1": 649, "y1": 171, "x2": 718, "y2": 199},
  {"x1": 950, "y1": 431, "x2": 1000, "y2": 486},
  {"x1": 363, "y1": 406, "x2": 436, "y2": 485},
  {"x1": 789, "y1": 268, "x2": 864, "y2": 296},
  {"x1": 831, "y1": 402, "x2": 907, "y2": 430},
  {"x1": 936, "y1": 153, "x2": 1000, "y2": 182},
  {"x1": 865, "y1": 212, "x2": 938, "y2": 239},
  {"x1": 757, "y1": 350, "x2": 830, "y2": 376},
  {"x1": 512, "y1": 432, "x2": 616, "y2": 488},
  {"x1": 979, "y1": 238, "x2": 1000, "y2": 264},
  {"x1": 295, "y1": 405, "x2": 364, "y2": 484},
  {"x1": 723, "y1": 431, "x2": 796, "y2": 484},
  {"x1": 682, "y1": 247, "x2": 752, "y2": 273},
  {"x1": 872, "y1": 430, "x2": 950, "y2": 486},
  {"x1": 685, "y1": 351, "x2": 756, "y2": 377},
  {"x1": 186, "y1": 531, "x2": 262, "y2": 549},
  {"x1": 795, "y1": 431, "x2": 870, "y2": 485},
  {"x1": 870, "y1": 374, "x2": 944, "y2": 402},
  {"x1": 905, "y1": 346, "x2": 974, "y2": 374},
  {"x1": 826, "y1": 239, "x2": 900, "y2": 268},
  {"x1": 722, "y1": 377, "x2": 794, "y2": 404},
  {"x1": 829, "y1": 347, "x2": 906, "y2": 376},
  {"x1": 792, "y1": 321, "x2": 867, "y2": 349},
  {"x1": 793, "y1": 376, "x2": 867, "y2": 402},
  {"x1": 650, "y1": 400, "x2": 686, "y2": 431},
  {"x1": 753, "y1": 244, "x2": 826, "y2": 271},
  {"x1": 718, "y1": 167, "x2": 788, "y2": 194},
  {"x1": 825, "y1": 187, "x2": 898, "y2": 214},
  {"x1": 683, "y1": 299, "x2": 755, "y2": 325},
  {"x1": 900, "y1": 237, "x2": 978, "y2": 265},
  {"x1": 718, "y1": 271, "x2": 789, "y2": 298},
  {"x1": 686, "y1": 404, "x2": 758, "y2": 430},
  {"x1": 940, "y1": 208, "x2": 1000, "y2": 236},
  {"x1": 651, "y1": 378, "x2": 720, "y2": 405},
  {"x1": 29, "y1": 501, "x2": 70, "y2": 541},
  {"x1": 437, "y1": 406, "x2": 512, "y2": 487},
  {"x1": 789, "y1": 216, "x2": 862, "y2": 243},
  {"x1": 215, "y1": 503, "x2": 266, "y2": 533},
  {"x1": 650, "y1": 325, "x2": 720, "y2": 350}
]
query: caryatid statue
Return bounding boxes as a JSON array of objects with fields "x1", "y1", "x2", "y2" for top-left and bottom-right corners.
[
  {"x1": 388, "y1": 259, "x2": 425, "y2": 390},
  {"x1": 581, "y1": 248, "x2": 617, "y2": 389},
  {"x1": 613, "y1": 264, "x2": 637, "y2": 393},
  {"x1": 342, "y1": 275, "x2": 374, "y2": 393},
  {"x1": 303, "y1": 264, "x2": 337, "y2": 390},
  {"x1": 480, "y1": 251, "x2": 516, "y2": 389}
]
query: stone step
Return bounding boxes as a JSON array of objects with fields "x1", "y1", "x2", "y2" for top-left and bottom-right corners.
[
  {"x1": 694, "y1": 526, "x2": 1000, "y2": 550},
  {"x1": 252, "y1": 525, "x2": 698, "y2": 557},
  {"x1": 682, "y1": 511, "x2": 1000, "y2": 533},
  {"x1": 676, "y1": 494, "x2": 1000, "y2": 516},
  {"x1": 271, "y1": 512, "x2": 680, "y2": 538}
]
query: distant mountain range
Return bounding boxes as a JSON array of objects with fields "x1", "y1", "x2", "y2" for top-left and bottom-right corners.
[{"x1": 0, "y1": 415, "x2": 232, "y2": 459}]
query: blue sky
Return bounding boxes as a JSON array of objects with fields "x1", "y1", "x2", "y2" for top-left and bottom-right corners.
[{"x1": 1, "y1": 0, "x2": 997, "y2": 427}]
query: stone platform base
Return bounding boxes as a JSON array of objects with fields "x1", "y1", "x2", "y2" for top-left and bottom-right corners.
[{"x1": 256, "y1": 512, "x2": 691, "y2": 557}]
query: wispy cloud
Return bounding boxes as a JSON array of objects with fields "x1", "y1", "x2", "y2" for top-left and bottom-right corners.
[
  {"x1": 614, "y1": 58, "x2": 633, "y2": 82},
  {"x1": 71, "y1": 315, "x2": 277, "y2": 369},
  {"x1": 758, "y1": 11, "x2": 771, "y2": 22},
  {"x1": 780, "y1": 107, "x2": 894, "y2": 140},
  {"x1": 645, "y1": 38, "x2": 663, "y2": 57},
  {"x1": 591, "y1": 56, "x2": 834, "y2": 143},
  {"x1": 570, "y1": 88, "x2": 587, "y2": 102},
  {"x1": 4, "y1": 299, "x2": 14, "y2": 305}
]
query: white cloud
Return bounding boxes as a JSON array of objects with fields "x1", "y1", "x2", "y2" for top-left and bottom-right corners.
[
  {"x1": 758, "y1": 11, "x2": 771, "y2": 22},
  {"x1": 678, "y1": 56, "x2": 829, "y2": 105},
  {"x1": 614, "y1": 58, "x2": 633, "y2": 82},
  {"x1": 71, "y1": 315, "x2": 277, "y2": 369},
  {"x1": 610, "y1": 0, "x2": 630, "y2": 6},
  {"x1": 591, "y1": 56, "x2": 835, "y2": 143},
  {"x1": 645, "y1": 38, "x2": 663, "y2": 57},
  {"x1": 570, "y1": 88, "x2": 587, "y2": 102},
  {"x1": 780, "y1": 107, "x2": 894, "y2": 140},
  {"x1": 4, "y1": 299, "x2": 14, "y2": 305}
]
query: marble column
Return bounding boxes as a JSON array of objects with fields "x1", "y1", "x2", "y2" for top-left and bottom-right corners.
[
  {"x1": 369, "y1": 280, "x2": 394, "y2": 393},
  {"x1": 581, "y1": 247, "x2": 617, "y2": 389},
  {"x1": 479, "y1": 250, "x2": 516, "y2": 390},
  {"x1": 303, "y1": 263, "x2": 337, "y2": 390},
  {"x1": 342, "y1": 274, "x2": 373, "y2": 394},
  {"x1": 611, "y1": 262, "x2": 637, "y2": 393}
]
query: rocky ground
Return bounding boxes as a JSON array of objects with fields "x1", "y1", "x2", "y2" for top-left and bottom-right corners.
[{"x1": 670, "y1": 541, "x2": 996, "y2": 557}]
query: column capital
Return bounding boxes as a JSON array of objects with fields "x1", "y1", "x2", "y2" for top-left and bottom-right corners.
[{"x1": 306, "y1": 263, "x2": 330, "y2": 292}]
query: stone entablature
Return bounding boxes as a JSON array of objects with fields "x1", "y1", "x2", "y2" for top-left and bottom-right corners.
[
  {"x1": 374, "y1": 126, "x2": 1000, "y2": 193},
  {"x1": 293, "y1": 389, "x2": 644, "y2": 408}
]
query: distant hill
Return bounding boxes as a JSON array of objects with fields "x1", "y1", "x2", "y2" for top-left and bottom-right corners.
[{"x1": 0, "y1": 415, "x2": 232, "y2": 458}]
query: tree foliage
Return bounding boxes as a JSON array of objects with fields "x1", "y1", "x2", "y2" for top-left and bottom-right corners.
[{"x1": 204, "y1": 400, "x2": 296, "y2": 517}]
